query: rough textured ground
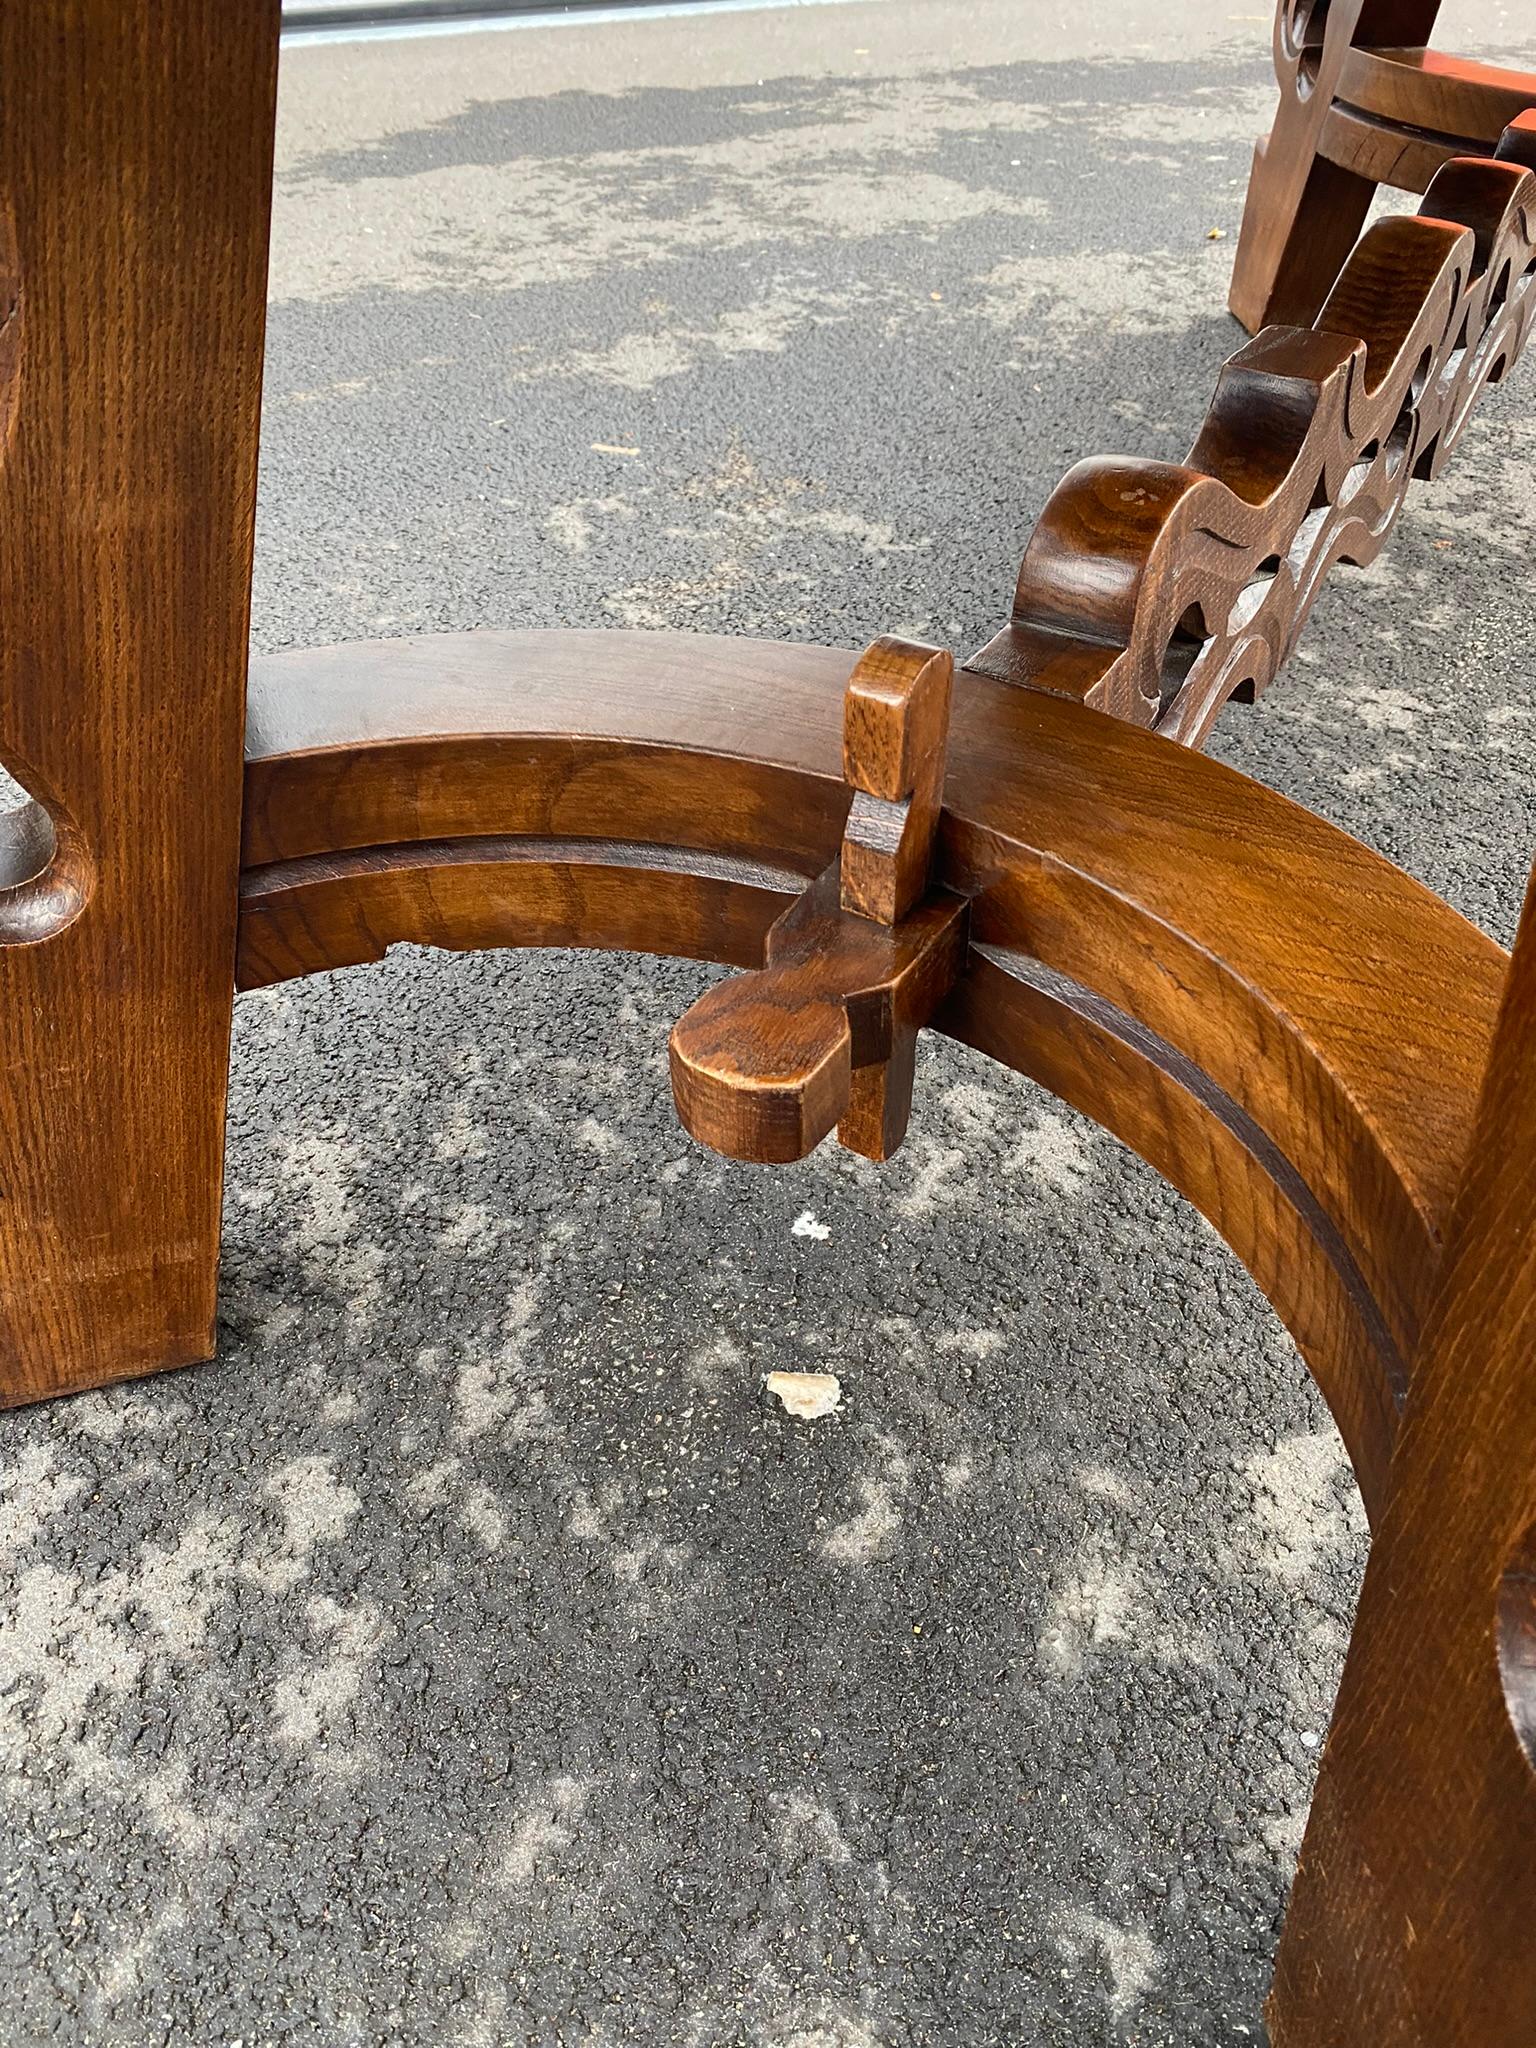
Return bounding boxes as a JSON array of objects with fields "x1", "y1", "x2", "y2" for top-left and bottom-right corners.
[{"x1": 4, "y1": 2, "x2": 1536, "y2": 2043}]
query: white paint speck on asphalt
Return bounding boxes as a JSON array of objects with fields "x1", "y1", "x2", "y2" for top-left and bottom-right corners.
[{"x1": 764, "y1": 1371, "x2": 842, "y2": 1420}]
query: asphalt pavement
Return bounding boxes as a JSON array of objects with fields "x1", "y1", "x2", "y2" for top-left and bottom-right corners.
[{"x1": 4, "y1": 2, "x2": 1536, "y2": 2042}]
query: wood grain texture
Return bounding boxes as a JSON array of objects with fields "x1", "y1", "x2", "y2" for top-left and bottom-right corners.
[
  {"x1": 1336, "y1": 44, "x2": 1536, "y2": 142},
  {"x1": 236, "y1": 621, "x2": 1536, "y2": 2031},
  {"x1": 1269, "y1": 868, "x2": 1536, "y2": 2047},
  {"x1": 840, "y1": 637, "x2": 953, "y2": 924},
  {"x1": 669, "y1": 864, "x2": 966, "y2": 1165},
  {"x1": 669, "y1": 638, "x2": 964, "y2": 1165},
  {"x1": 241, "y1": 631, "x2": 857, "y2": 870},
  {"x1": 1497, "y1": 108, "x2": 1536, "y2": 176},
  {"x1": 1230, "y1": 0, "x2": 1536, "y2": 332},
  {"x1": 0, "y1": 195, "x2": 17, "y2": 462},
  {"x1": 0, "y1": 0, "x2": 279, "y2": 1406},
  {"x1": 9, "y1": 2, "x2": 1532, "y2": 2019},
  {"x1": 944, "y1": 943, "x2": 1410, "y2": 1509},
  {"x1": 1229, "y1": 1, "x2": 1435, "y2": 331},
  {"x1": 239, "y1": 628, "x2": 1509, "y2": 1512},
  {"x1": 967, "y1": 141, "x2": 1536, "y2": 743},
  {"x1": 1318, "y1": 50, "x2": 1536, "y2": 198}
]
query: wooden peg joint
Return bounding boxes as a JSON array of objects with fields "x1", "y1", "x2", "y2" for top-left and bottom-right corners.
[{"x1": 669, "y1": 638, "x2": 966, "y2": 1164}]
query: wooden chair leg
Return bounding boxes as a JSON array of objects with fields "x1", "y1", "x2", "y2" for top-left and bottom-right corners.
[
  {"x1": 1231, "y1": 142, "x2": 1378, "y2": 336},
  {"x1": 0, "y1": 0, "x2": 279, "y2": 1407},
  {"x1": 1231, "y1": 0, "x2": 1447, "y2": 332},
  {"x1": 1268, "y1": 864, "x2": 1536, "y2": 2046}
]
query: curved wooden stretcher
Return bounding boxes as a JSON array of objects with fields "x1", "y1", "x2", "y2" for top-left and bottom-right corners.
[
  {"x1": 239, "y1": 625, "x2": 1495, "y2": 1532},
  {"x1": 3, "y1": 2, "x2": 1535, "y2": 2042}
]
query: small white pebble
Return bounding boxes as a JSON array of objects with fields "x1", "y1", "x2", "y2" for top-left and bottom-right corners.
[
  {"x1": 764, "y1": 1371, "x2": 842, "y2": 1420},
  {"x1": 1300, "y1": 1730, "x2": 1320, "y2": 1750},
  {"x1": 791, "y1": 1210, "x2": 831, "y2": 1240}
]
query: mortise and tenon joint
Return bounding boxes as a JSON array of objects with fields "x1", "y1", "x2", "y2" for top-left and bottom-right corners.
[{"x1": 668, "y1": 637, "x2": 968, "y2": 1165}]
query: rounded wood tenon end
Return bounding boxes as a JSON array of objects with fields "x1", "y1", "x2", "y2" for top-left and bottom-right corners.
[{"x1": 667, "y1": 637, "x2": 963, "y2": 1166}]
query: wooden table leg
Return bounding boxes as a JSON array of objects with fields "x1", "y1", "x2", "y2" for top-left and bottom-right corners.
[
  {"x1": 1268, "y1": 864, "x2": 1536, "y2": 2046},
  {"x1": 0, "y1": 1, "x2": 279, "y2": 1406}
]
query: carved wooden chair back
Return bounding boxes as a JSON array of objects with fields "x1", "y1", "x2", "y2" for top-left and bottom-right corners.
[{"x1": 1232, "y1": 0, "x2": 1536, "y2": 330}]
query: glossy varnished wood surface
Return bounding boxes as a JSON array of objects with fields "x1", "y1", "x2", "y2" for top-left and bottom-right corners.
[
  {"x1": 236, "y1": 621, "x2": 1536, "y2": 2030},
  {"x1": 1270, "y1": 871, "x2": 1536, "y2": 2046},
  {"x1": 972, "y1": 146, "x2": 1536, "y2": 741},
  {"x1": 1231, "y1": 0, "x2": 1536, "y2": 333},
  {"x1": 670, "y1": 864, "x2": 966, "y2": 1165},
  {"x1": 1320, "y1": 46, "x2": 1536, "y2": 196},
  {"x1": 7, "y1": 0, "x2": 1532, "y2": 2026},
  {"x1": 1231, "y1": 1, "x2": 1442, "y2": 331},
  {"x1": 241, "y1": 629, "x2": 1508, "y2": 1512},
  {"x1": 242, "y1": 630, "x2": 856, "y2": 869},
  {"x1": 0, "y1": 0, "x2": 279, "y2": 1406},
  {"x1": 1334, "y1": 45, "x2": 1536, "y2": 145},
  {"x1": 670, "y1": 640, "x2": 967, "y2": 1165}
]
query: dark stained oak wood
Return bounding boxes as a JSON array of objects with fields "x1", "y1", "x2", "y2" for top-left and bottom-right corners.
[
  {"x1": 670, "y1": 639, "x2": 966, "y2": 1164},
  {"x1": 839, "y1": 637, "x2": 953, "y2": 924},
  {"x1": 1497, "y1": 108, "x2": 1536, "y2": 177},
  {"x1": 1337, "y1": 45, "x2": 1536, "y2": 143},
  {"x1": 9, "y1": 4, "x2": 1528, "y2": 1410},
  {"x1": 0, "y1": 0, "x2": 279, "y2": 1406},
  {"x1": 1318, "y1": 56, "x2": 1536, "y2": 197},
  {"x1": 968, "y1": 144, "x2": 1536, "y2": 742},
  {"x1": 838, "y1": 640, "x2": 960, "y2": 1154},
  {"x1": 9, "y1": 3, "x2": 1536, "y2": 2029},
  {"x1": 237, "y1": 628, "x2": 1511, "y2": 1516},
  {"x1": 669, "y1": 864, "x2": 966, "y2": 1165},
  {"x1": 1268, "y1": 869, "x2": 1536, "y2": 2047},
  {"x1": 240, "y1": 630, "x2": 857, "y2": 871},
  {"x1": 0, "y1": 198, "x2": 17, "y2": 462},
  {"x1": 235, "y1": 619, "x2": 1536, "y2": 2034},
  {"x1": 1231, "y1": 2, "x2": 1440, "y2": 333},
  {"x1": 1231, "y1": 0, "x2": 1536, "y2": 332}
]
